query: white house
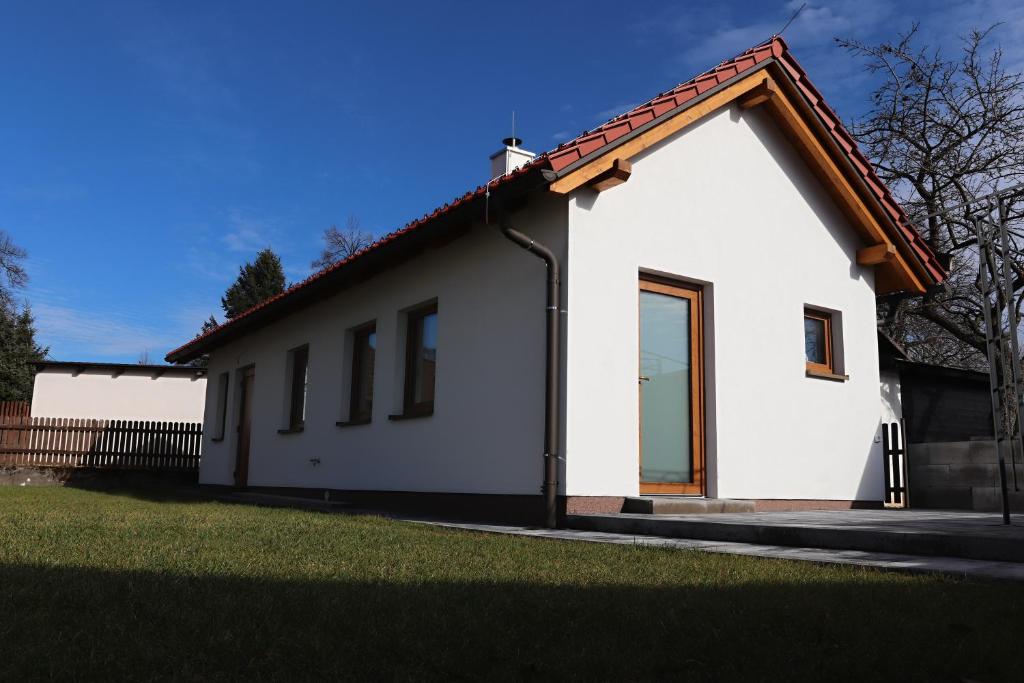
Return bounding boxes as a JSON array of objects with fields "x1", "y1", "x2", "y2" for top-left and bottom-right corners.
[
  {"x1": 31, "y1": 361, "x2": 207, "y2": 423},
  {"x1": 166, "y1": 37, "x2": 944, "y2": 526}
]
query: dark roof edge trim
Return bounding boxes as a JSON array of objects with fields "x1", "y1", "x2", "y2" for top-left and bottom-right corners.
[
  {"x1": 34, "y1": 360, "x2": 207, "y2": 375},
  {"x1": 165, "y1": 166, "x2": 547, "y2": 364}
]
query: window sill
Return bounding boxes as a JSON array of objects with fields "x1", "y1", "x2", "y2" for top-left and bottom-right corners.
[
  {"x1": 388, "y1": 410, "x2": 433, "y2": 422},
  {"x1": 806, "y1": 368, "x2": 849, "y2": 382},
  {"x1": 277, "y1": 426, "x2": 305, "y2": 435},
  {"x1": 336, "y1": 418, "x2": 371, "y2": 428}
]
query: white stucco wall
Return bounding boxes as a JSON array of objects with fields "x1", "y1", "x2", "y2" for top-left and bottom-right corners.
[
  {"x1": 564, "y1": 104, "x2": 885, "y2": 501},
  {"x1": 31, "y1": 368, "x2": 207, "y2": 422},
  {"x1": 199, "y1": 197, "x2": 567, "y2": 494},
  {"x1": 196, "y1": 102, "x2": 892, "y2": 502},
  {"x1": 880, "y1": 369, "x2": 902, "y2": 424}
]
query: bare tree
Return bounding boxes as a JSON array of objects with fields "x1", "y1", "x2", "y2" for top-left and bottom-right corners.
[
  {"x1": 311, "y1": 216, "x2": 374, "y2": 270},
  {"x1": 839, "y1": 25, "x2": 1024, "y2": 371},
  {"x1": 138, "y1": 349, "x2": 152, "y2": 365},
  {"x1": 0, "y1": 231, "x2": 28, "y2": 306}
]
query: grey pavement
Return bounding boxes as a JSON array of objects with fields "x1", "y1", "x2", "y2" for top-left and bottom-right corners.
[{"x1": 418, "y1": 518, "x2": 1024, "y2": 582}]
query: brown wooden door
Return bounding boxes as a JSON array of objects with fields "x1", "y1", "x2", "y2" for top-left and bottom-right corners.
[
  {"x1": 235, "y1": 367, "x2": 255, "y2": 489},
  {"x1": 638, "y1": 278, "x2": 704, "y2": 495}
]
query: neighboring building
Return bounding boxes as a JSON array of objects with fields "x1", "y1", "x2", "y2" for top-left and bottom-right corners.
[
  {"x1": 166, "y1": 37, "x2": 945, "y2": 524},
  {"x1": 876, "y1": 336, "x2": 1014, "y2": 512},
  {"x1": 877, "y1": 331, "x2": 993, "y2": 444},
  {"x1": 31, "y1": 361, "x2": 207, "y2": 422}
]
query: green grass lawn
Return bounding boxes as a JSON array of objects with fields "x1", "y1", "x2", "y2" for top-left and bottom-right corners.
[{"x1": 1, "y1": 488, "x2": 1022, "y2": 682}]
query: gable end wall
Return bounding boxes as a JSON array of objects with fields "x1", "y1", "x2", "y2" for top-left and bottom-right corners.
[{"x1": 565, "y1": 104, "x2": 884, "y2": 501}]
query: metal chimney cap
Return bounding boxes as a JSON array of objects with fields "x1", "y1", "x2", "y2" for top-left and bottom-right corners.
[{"x1": 502, "y1": 137, "x2": 523, "y2": 148}]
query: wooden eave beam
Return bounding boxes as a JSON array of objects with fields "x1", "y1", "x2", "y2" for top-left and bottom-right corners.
[
  {"x1": 738, "y1": 78, "x2": 776, "y2": 109},
  {"x1": 857, "y1": 243, "x2": 897, "y2": 266},
  {"x1": 589, "y1": 158, "x2": 632, "y2": 192}
]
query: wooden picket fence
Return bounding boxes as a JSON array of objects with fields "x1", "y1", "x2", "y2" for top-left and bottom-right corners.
[
  {"x1": 0, "y1": 410, "x2": 202, "y2": 470},
  {"x1": 0, "y1": 400, "x2": 29, "y2": 424},
  {"x1": 0, "y1": 401, "x2": 30, "y2": 453}
]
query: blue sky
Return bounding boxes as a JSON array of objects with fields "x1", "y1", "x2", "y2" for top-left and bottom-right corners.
[{"x1": 2, "y1": 0, "x2": 1021, "y2": 363}]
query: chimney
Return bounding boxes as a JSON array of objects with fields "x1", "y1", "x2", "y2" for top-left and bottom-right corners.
[{"x1": 490, "y1": 137, "x2": 535, "y2": 179}]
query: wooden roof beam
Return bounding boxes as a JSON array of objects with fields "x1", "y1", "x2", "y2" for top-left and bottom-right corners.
[
  {"x1": 738, "y1": 78, "x2": 776, "y2": 109},
  {"x1": 588, "y1": 158, "x2": 632, "y2": 192},
  {"x1": 857, "y1": 243, "x2": 897, "y2": 266}
]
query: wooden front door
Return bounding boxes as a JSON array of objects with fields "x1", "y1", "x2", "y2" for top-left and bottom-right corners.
[
  {"x1": 235, "y1": 367, "x2": 255, "y2": 489},
  {"x1": 638, "y1": 278, "x2": 704, "y2": 494}
]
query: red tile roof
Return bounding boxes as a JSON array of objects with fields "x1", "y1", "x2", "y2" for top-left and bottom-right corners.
[
  {"x1": 166, "y1": 36, "x2": 943, "y2": 363},
  {"x1": 545, "y1": 42, "x2": 779, "y2": 173},
  {"x1": 545, "y1": 37, "x2": 944, "y2": 285}
]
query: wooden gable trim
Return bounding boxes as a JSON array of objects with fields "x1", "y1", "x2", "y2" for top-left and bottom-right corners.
[
  {"x1": 548, "y1": 71, "x2": 770, "y2": 196},
  {"x1": 547, "y1": 67, "x2": 928, "y2": 295},
  {"x1": 761, "y1": 70, "x2": 927, "y2": 294}
]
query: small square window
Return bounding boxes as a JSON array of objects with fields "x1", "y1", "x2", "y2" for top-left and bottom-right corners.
[{"x1": 804, "y1": 309, "x2": 833, "y2": 375}]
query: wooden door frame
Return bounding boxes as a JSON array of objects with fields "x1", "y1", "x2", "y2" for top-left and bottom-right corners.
[
  {"x1": 638, "y1": 276, "x2": 705, "y2": 495},
  {"x1": 234, "y1": 365, "x2": 255, "y2": 489}
]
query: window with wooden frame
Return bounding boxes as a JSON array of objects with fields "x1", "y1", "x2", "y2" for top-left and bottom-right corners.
[
  {"x1": 804, "y1": 309, "x2": 833, "y2": 376},
  {"x1": 281, "y1": 344, "x2": 309, "y2": 433},
  {"x1": 391, "y1": 302, "x2": 437, "y2": 420},
  {"x1": 346, "y1": 323, "x2": 376, "y2": 424},
  {"x1": 211, "y1": 372, "x2": 229, "y2": 441}
]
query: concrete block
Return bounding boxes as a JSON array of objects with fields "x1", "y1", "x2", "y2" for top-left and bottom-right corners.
[
  {"x1": 911, "y1": 487, "x2": 973, "y2": 510},
  {"x1": 910, "y1": 441, "x2": 971, "y2": 465},
  {"x1": 948, "y1": 463, "x2": 999, "y2": 488},
  {"x1": 0, "y1": 466, "x2": 65, "y2": 487},
  {"x1": 621, "y1": 497, "x2": 756, "y2": 515},
  {"x1": 970, "y1": 487, "x2": 1024, "y2": 512},
  {"x1": 967, "y1": 440, "x2": 998, "y2": 464},
  {"x1": 908, "y1": 464, "x2": 951, "y2": 486}
]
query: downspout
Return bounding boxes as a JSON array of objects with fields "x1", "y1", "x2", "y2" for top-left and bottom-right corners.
[{"x1": 498, "y1": 214, "x2": 561, "y2": 529}]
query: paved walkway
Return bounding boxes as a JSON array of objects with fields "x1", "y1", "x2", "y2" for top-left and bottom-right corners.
[
  {"x1": 208, "y1": 489, "x2": 1024, "y2": 580},
  {"x1": 567, "y1": 508, "x2": 1024, "y2": 563},
  {"x1": 419, "y1": 519, "x2": 1024, "y2": 582},
  {"x1": 592, "y1": 509, "x2": 1024, "y2": 538}
]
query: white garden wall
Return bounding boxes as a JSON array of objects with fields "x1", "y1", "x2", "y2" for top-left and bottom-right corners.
[
  {"x1": 31, "y1": 367, "x2": 207, "y2": 422},
  {"x1": 564, "y1": 104, "x2": 884, "y2": 502},
  {"x1": 200, "y1": 197, "x2": 567, "y2": 495}
]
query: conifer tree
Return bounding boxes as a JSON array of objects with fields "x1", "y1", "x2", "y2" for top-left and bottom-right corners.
[{"x1": 221, "y1": 248, "x2": 287, "y2": 319}]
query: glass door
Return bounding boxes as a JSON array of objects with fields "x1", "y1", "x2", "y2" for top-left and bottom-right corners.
[{"x1": 639, "y1": 279, "x2": 703, "y2": 494}]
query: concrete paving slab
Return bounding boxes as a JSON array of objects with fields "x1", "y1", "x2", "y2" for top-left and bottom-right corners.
[
  {"x1": 421, "y1": 520, "x2": 1024, "y2": 581},
  {"x1": 566, "y1": 509, "x2": 1024, "y2": 563}
]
